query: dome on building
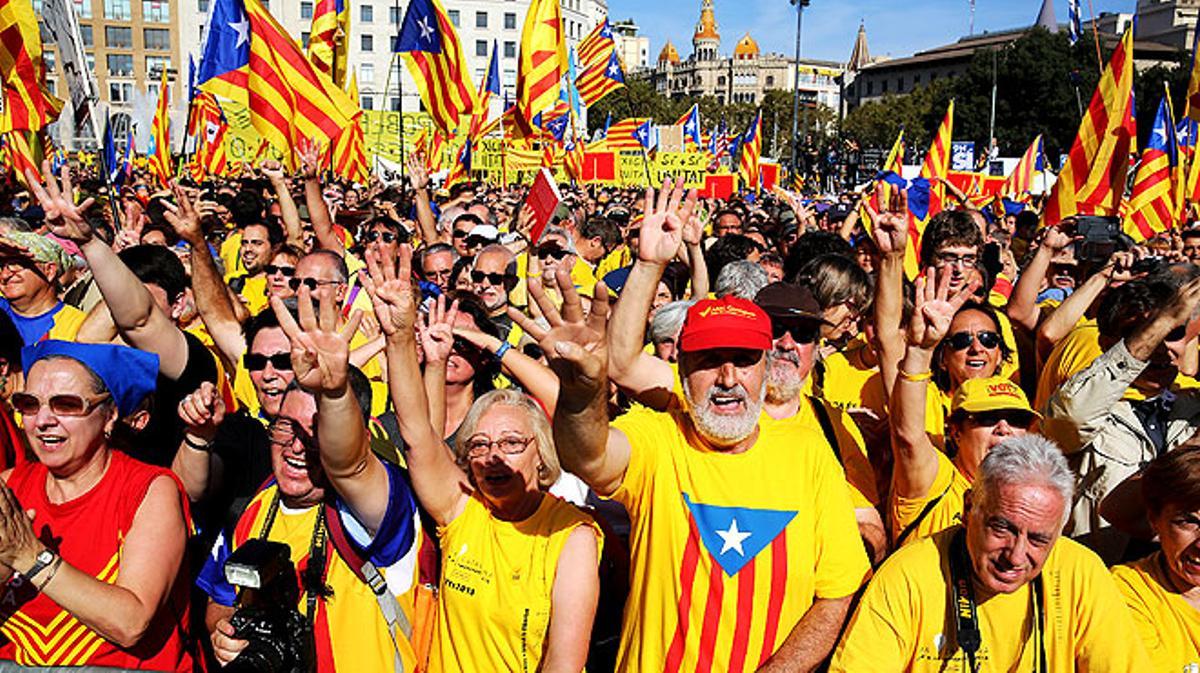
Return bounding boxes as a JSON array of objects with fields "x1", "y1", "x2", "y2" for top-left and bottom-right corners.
[
  {"x1": 734, "y1": 33, "x2": 759, "y2": 59},
  {"x1": 658, "y1": 40, "x2": 681, "y2": 65},
  {"x1": 693, "y1": 0, "x2": 719, "y2": 41}
]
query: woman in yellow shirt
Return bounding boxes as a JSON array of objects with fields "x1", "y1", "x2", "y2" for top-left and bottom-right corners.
[
  {"x1": 362, "y1": 248, "x2": 602, "y2": 673},
  {"x1": 1113, "y1": 447, "x2": 1200, "y2": 672}
]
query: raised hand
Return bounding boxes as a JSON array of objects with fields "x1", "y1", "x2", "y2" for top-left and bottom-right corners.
[
  {"x1": 359, "y1": 243, "x2": 419, "y2": 338},
  {"x1": 1036, "y1": 223, "x2": 1076, "y2": 253},
  {"x1": 509, "y1": 265, "x2": 609, "y2": 398},
  {"x1": 639, "y1": 178, "x2": 698, "y2": 265},
  {"x1": 405, "y1": 154, "x2": 430, "y2": 191},
  {"x1": 270, "y1": 287, "x2": 363, "y2": 395},
  {"x1": 864, "y1": 182, "x2": 907, "y2": 255},
  {"x1": 260, "y1": 159, "x2": 287, "y2": 183},
  {"x1": 162, "y1": 182, "x2": 205, "y2": 246},
  {"x1": 1159, "y1": 275, "x2": 1200, "y2": 328},
  {"x1": 417, "y1": 294, "x2": 459, "y2": 364},
  {"x1": 296, "y1": 138, "x2": 324, "y2": 180},
  {"x1": 26, "y1": 161, "x2": 95, "y2": 243},
  {"x1": 908, "y1": 266, "x2": 979, "y2": 350},
  {"x1": 178, "y1": 381, "x2": 226, "y2": 442}
]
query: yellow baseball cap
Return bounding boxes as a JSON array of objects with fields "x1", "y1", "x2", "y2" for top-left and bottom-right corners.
[{"x1": 950, "y1": 376, "x2": 1041, "y2": 419}]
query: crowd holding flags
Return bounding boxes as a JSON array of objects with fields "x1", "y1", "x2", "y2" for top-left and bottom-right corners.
[
  {"x1": 1125, "y1": 96, "x2": 1179, "y2": 242},
  {"x1": 738, "y1": 110, "x2": 762, "y2": 194}
]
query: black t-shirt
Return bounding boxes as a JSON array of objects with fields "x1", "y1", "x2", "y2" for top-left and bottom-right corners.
[{"x1": 203, "y1": 410, "x2": 274, "y2": 536}]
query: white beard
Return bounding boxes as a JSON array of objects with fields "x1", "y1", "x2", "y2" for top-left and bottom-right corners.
[{"x1": 684, "y1": 382, "x2": 766, "y2": 446}]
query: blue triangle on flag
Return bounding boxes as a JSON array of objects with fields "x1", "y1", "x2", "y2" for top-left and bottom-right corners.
[{"x1": 683, "y1": 493, "x2": 796, "y2": 577}]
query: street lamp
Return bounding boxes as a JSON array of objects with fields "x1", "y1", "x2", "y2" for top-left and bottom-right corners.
[{"x1": 790, "y1": 0, "x2": 811, "y2": 185}]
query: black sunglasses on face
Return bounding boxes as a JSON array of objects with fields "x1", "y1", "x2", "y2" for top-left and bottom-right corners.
[
  {"x1": 537, "y1": 247, "x2": 570, "y2": 261},
  {"x1": 452, "y1": 229, "x2": 471, "y2": 239},
  {"x1": 264, "y1": 265, "x2": 295, "y2": 277},
  {"x1": 471, "y1": 270, "x2": 511, "y2": 285},
  {"x1": 968, "y1": 409, "x2": 1035, "y2": 428},
  {"x1": 362, "y1": 230, "x2": 406, "y2": 244},
  {"x1": 244, "y1": 352, "x2": 293, "y2": 372},
  {"x1": 771, "y1": 320, "x2": 819, "y2": 344},
  {"x1": 945, "y1": 330, "x2": 1001, "y2": 351},
  {"x1": 288, "y1": 277, "x2": 343, "y2": 291}
]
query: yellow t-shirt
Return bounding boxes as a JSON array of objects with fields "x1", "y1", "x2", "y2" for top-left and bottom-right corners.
[
  {"x1": 1035, "y1": 320, "x2": 1105, "y2": 412},
  {"x1": 219, "y1": 230, "x2": 243, "y2": 280},
  {"x1": 890, "y1": 450, "x2": 970, "y2": 546},
  {"x1": 569, "y1": 256, "x2": 597, "y2": 293},
  {"x1": 429, "y1": 493, "x2": 602, "y2": 673},
  {"x1": 44, "y1": 303, "x2": 85, "y2": 341},
  {"x1": 830, "y1": 529, "x2": 1152, "y2": 672},
  {"x1": 772, "y1": 396, "x2": 879, "y2": 509},
  {"x1": 233, "y1": 274, "x2": 270, "y2": 315},
  {"x1": 595, "y1": 245, "x2": 632, "y2": 281},
  {"x1": 1113, "y1": 552, "x2": 1200, "y2": 673},
  {"x1": 819, "y1": 337, "x2": 887, "y2": 421},
  {"x1": 608, "y1": 406, "x2": 870, "y2": 672}
]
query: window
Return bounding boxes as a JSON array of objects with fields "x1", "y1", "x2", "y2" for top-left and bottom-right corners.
[
  {"x1": 361, "y1": 95, "x2": 374, "y2": 110},
  {"x1": 447, "y1": 10, "x2": 458, "y2": 27},
  {"x1": 198, "y1": 0, "x2": 208, "y2": 11},
  {"x1": 360, "y1": 4, "x2": 372, "y2": 22},
  {"x1": 104, "y1": 0, "x2": 130, "y2": 19},
  {"x1": 80, "y1": 24, "x2": 92, "y2": 47},
  {"x1": 717, "y1": 75, "x2": 725, "y2": 85},
  {"x1": 914, "y1": 74, "x2": 922, "y2": 85},
  {"x1": 475, "y1": 40, "x2": 487, "y2": 57},
  {"x1": 389, "y1": 6, "x2": 400, "y2": 24},
  {"x1": 475, "y1": 11, "x2": 487, "y2": 28},
  {"x1": 390, "y1": 96, "x2": 400, "y2": 111},
  {"x1": 866, "y1": 81, "x2": 874, "y2": 95},
  {"x1": 44, "y1": 51, "x2": 56, "y2": 72},
  {"x1": 504, "y1": 41, "x2": 515, "y2": 58},
  {"x1": 360, "y1": 62, "x2": 374, "y2": 83},
  {"x1": 144, "y1": 28, "x2": 169, "y2": 50},
  {"x1": 73, "y1": 0, "x2": 92, "y2": 18},
  {"x1": 881, "y1": 79, "x2": 888, "y2": 93},
  {"x1": 504, "y1": 12, "x2": 516, "y2": 29},
  {"x1": 361, "y1": 34, "x2": 373, "y2": 51},
  {"x1": 897, "y1": 76, "x2": 904, "y2": 91},
  {"x1": 301, "y1": 32, "x2": 309, "y2": 48},
  {"x1": 86, "y1": 52, "x2": 94, "y2": 72},
  {"x1": 300, "y1": 1, "x2": 311, "y2": 19},
  {"x1": 108, "y1": 81, "x2": 132, "y2": 103},
  {"x1": 106, "y1": 54, "x2": 133, "y2": 76},
  {"x1": 145, "y1": 55, "x2": 169, "y2": 75},
  {"x1": 766, "y1": 75, "x2": 774, "y2": 86},
  {"x1": 104, "y1": 26, "x2": 131, "y2": 48},
  {"x1": 142, "y1": 0, "x2": 168, "y2": 22}
]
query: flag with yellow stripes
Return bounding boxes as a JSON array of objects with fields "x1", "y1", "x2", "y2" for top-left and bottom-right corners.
[
  {"x1": 516, "y1": 0, "x2": 566, "y2": 127},
  {"x1": 395, "y1": 0, "x2": 476, "y2": 136},
  {"x1": 0, "y1": 0, "x2": 63, "y2": 132},
  {"x1": 307, "y1": 0, "x2": 349, "y2": 87}
]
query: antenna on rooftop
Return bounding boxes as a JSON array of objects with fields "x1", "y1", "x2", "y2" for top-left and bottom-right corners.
[{"x1": 969, "y1": 0, "x2": 976, "y2": 35}]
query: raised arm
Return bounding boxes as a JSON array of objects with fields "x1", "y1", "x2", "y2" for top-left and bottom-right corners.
[
  {"x1": 297, "y1": 139, "x2": 343, "y2": 254},
  {"x1": 891, "y1": 267, "x2": 978, "y2": 500},
  {"x1": 866, "y1": 186, "x2": 910, "y2": 402},
  {"x1": 361, "y1": 245, "x2": 471, "y2": 526},
  {"x1": 28, "y1": 164, "x2": 189, "y2": 378},
  {"x1": 269, "y1": 288, "x2": 393, "y2": 533},
  {"x1": 680, "y1": 207, "x2": 710, "y2": 299},
  {"x1": 406, "y1": 155, "x2": 443, "y2": 246},
  {"x1": 1035, "y1": 251, "x2": 1130, "y2": 357},
  {"x1": 1007, "y1": 224, "x2": 1074, "y2": 331},
  {"x1": 261, "y1": 160, "x2": 304, "y2": 249},
  {"x1": 171, "y1": 381, "x2": 227, "y2": 502},
  {"x1": 606, "y1": 180, "x2": 693, "y2": 408},
  {"x1": 454, "y1": 321, "x2": 561, "y2": 417}
]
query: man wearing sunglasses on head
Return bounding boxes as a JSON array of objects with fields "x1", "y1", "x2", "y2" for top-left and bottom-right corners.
[{"x1": 1046, "y1": 269, "x2": 1200, "y2": 563}]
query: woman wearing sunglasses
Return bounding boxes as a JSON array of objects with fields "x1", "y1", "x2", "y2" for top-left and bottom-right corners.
[
  {"x1": 362, "y1": 247, "x2": 601, "y2": 673},
  {"x1": 0, "y1": 340, "x2": 192, "y2": 670},
  {"x1": 888, "y1": 268, "x2": 1039, "y2": 547},
  {"x1": 264, "y1": 245, "x2": 302, "y2": 301}
]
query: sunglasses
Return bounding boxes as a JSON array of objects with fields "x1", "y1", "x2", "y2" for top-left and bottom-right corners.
[
  {"x1": 537, "y1": 247, "x2": 570, "y2": 261},
  {"x1": 452, "y1": 229, "x2": 472, "y2": 239},
  {"x1": 771, "y1": 320, "x2": 819, "y2": 344},
  {"x1": 288, "y1": 277, "x2": 343, "y2": 292},
  {"x1": 1167, "y1": 326, "x2": 1187, "y2": 342},
  {"x1": 452, "y1": 336, "x2": 483, "y2": 356},
  {"x1": 362, "y1": 230, "x2": 406, "y2": 244},
  {"x1": 967, "y1": 409, "x2": 1035, "y2": 428},
  {"x1": 471, "y1": 270, "x2": 511, "y2": 285},
  {"x1": 264, "y1": 264, "x2": 295, "y2": 277},
  {"x1": 11, "y1": 392, "x2": 111, "y2": 417},
  {"x1": 945, "y1": 330, "x2": 1001, "y2": 351},
  {"x1": 244, "y1": 352, "x2": 293, "y2": 372}
]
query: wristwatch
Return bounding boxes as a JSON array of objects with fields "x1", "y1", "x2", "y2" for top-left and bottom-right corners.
[{"x1": 24, "y1": 549, "x2": 56, "y2": 582}]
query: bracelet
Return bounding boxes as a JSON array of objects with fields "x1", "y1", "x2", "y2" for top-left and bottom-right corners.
[
  {"x1": 183, "y1": 434, "x2": 213, "y2": 451},
  {"x1": 36, "y1": 556, "x2": 62, "y2": 592},
  {"x1": 898, "y1": 368, "x2": 933, "y2": 382},
  {"x1": 494, "y1": 342, "x2": 512, "y2": 362}
]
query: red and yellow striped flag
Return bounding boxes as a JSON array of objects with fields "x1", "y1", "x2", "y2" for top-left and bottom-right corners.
[
  {"x1": 1043, "y1": 28, "x2": 1136, "y2": 226},
  {"x1": 3, "y1": 130, "x2": 38, "y2": 187},
  {"x1": 1001, "y1": 135, "x2": 1045, "y2": 201},
  {"x1": 149, "y1": 68, "x2": 172, "y2": 187},
  {"x1": 396, "y1": 0, "x2": 476, "y2": 136},
  {"x1": 739, "y1": 110, "x2": 762, "y2": 194},
  {"x1": 576, "y1": 18, "x2": 614, "y2": 73},
  {"x1": 1125, "y1": 95, "x2": 1178, "y2": 241},
  {"x1": 307, "y1": 0, "x2": 349, "y2": 87},
  {"x1": 245, "y1": 0, "x2": 356, "y2": 167},
  {"x1": 906, "y1": 100, "x2": 954, "y2": 278},
  {"x1": 587, "y1": 117, "x2": 650, "y2": 151},
  {"x1": 0, "y1": 0, "x2": 62, "y2": 132},
  {"x1": 332, "y1": 71, "x2": 369, "y2": 184},
  {"x1": 516, "y1": 0, "x2": 566, "y2": 126}
]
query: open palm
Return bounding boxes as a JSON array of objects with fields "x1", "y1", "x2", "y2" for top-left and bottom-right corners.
[
  {"x1": 360, "y1": 244, "x2": 419, "y2": 337},
  {"x1": 908, "y1": 266, "x2": 977, "y2": 349},
  {"x1": 271, "y1": 288, "x2": 363, "y2": 394},
  {"x1": 638, "y1": 178, "x2": 697, "y2": 264},
  {"x1": 26, "y1": 161, "x2": 95, "y2": 243}
]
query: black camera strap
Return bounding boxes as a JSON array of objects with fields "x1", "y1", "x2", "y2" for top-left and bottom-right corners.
[
  {"x1": 258, "y1": 490, "x2": 329, "y2": 627},
  {"x1": 948, "y1": 528, "x2": 1046, "y2": 673}
]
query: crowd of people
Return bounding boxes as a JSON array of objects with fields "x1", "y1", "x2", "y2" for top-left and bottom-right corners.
[{"x1": 0, "y1": 143, "x2": 1199, "y2": 672}]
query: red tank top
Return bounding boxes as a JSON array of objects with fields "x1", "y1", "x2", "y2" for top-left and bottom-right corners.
[{"x1": 0, "y1": 450, "x2": 193, "y2": 671}]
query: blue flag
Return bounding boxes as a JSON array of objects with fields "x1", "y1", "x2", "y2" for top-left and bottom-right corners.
[
  {"x1": 633, "y1": 119, "x2": 654, "y2": 150},
  {"x1": 485, "y1": 42, "x2": 501, "y2": 96},
  {"x1": 395, "y1": 0, "x2": 444, "y2": 53},
  {"x1": 197, "y1": 0, "x2": 250, "y2": 87}
]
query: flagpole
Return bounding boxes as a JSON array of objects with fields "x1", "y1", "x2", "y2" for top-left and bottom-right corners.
[
  {"x1": 1085, "y1": 0, "x2": 1103, "y2": 74},
  {"x1": 392, "y1": 0, "x2": 407, "y2": 170},
  {"x1": 99, "y1": 113, "x2": 125, "y2": 228}
]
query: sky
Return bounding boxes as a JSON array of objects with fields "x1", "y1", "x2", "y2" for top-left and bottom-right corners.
[{"x1": 606, "y1": 0, "x2": 1135, "y2": 65}]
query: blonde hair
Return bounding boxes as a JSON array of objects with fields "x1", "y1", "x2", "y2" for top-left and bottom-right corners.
[{"x1": 454, "y1": 389, "x2": 561, "y2": 489}]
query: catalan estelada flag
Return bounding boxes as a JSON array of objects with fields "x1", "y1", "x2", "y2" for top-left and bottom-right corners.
[
  {"x1": 588, "y1": 117, "x2": 648, "y2": 151},
  {"x1": 1176, "y1": 117, "x2": 1196, "y2": 216},
  {"x1": 148, "y1": 68, "x2": 171, "y2": 187},
  {"x1": 467, "y1": 42, "x2": 500, "y2": 142},
  {"x1": 738, "y1": 110, "x2": 762, "y2": 194},
  {"x1": 2, "y1": 130, "x2": 38, "y2": 187},
  {"x1": 575, "y1": 49, "x2": 625, "y2": 107},
  {"x1": 576, "y1": 17, "x2": 614, "y2": 73},
  {"x1": 396, "y1": 0, "x2": 475, "y2": 136},
  {"x1": 0, "y1": 0, "x2": 62, "y2": 132},
  {"x1": 676, "y1": 103, "x2": 702, "y2": 147},
  {"x1": 307, "y1": 0, "x2": 349, "y2": 87},
  {"x1": 904, "y1": 100, "x2": 953, "y2": 277},
  {"x1": 1001, "y1": 135, "x2": 1045, "y2": 201},
  {"x1": 1186, "y1": 24, "x2": 1200, "y2": 123},
  {"x1": 1043, "y1": 28, "x2": 1136, "y2": 226},
  {"x1": 1125, "y1": 96, "x2": 1178, "y2": 241},
  {"x1": 516, "y1": 0, "x2": 566, "y2": 126}
]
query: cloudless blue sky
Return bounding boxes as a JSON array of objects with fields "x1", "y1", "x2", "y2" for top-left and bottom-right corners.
[{"x1": 606, "y1": 0, "x2": 1135, "y2": 64}]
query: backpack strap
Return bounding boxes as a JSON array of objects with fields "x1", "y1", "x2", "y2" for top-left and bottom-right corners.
[
  {"x1": 894, "y1": 480, "x2": 954, "y2": 548},
  {"x1": 808, "y1": 396, "x2": 842, "y2": 465},
  {"x1": 324, "y1": 502, "x2": 412, "y2": 673}
]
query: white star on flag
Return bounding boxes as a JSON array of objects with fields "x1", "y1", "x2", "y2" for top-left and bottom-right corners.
[
  {"x1": 229, "y1": 17, "x2": 249, "y2": 48},
  {"x1": 608, "y1": 62, "x2": 620, "y2": 77},
  {"x1": 1155, "y1": 125, "x2": 1170, "y2": 145},
  {"x1": 418, "y1": 16, "x2": 435, "y2": 42},
  {"x1": 717, "y1": 518, "x2": 752, "y2": 556}
]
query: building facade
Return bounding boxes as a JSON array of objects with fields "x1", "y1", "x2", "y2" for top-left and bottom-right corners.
[
  {"x1": 612, "y1": 19, "x2": 649, "y2": 72},
  {"x1": 1134, "y1": 0, "x2": 1199, "y2": 50}
]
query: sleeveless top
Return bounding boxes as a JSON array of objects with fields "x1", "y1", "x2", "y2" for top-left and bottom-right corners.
[{"x1": 0, "y1": 450, "x2": 192, "y2": 672}]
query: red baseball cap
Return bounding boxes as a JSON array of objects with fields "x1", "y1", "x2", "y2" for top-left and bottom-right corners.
[{"x1": 679, "y1": 296, "x2": 773, "y2": 352}]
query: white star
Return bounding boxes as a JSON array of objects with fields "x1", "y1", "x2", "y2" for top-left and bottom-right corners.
[
  {"x1": 229, "y1": 17, "x2": 249, "y2": 48},
  {"x1": 608, "y1": 62, "x2": 620, "y2": 77},
  {"x1": 1181, "y1": 126, "x2": 1190, "y2": 142},
  {"x1": 716, "y1": 518, "x2": 752, "y2": 556},
  {"x1": 418, "y1": 16, "x2": 435, "y2": 43},
  {"x1": 685, "y1": 118, "x2": 697, "y2": 133},
  {"x1": 1155, "y1": 125, "x2": 1170, "y2": 145}
]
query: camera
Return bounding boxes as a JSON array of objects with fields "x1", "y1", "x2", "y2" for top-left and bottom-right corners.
[
  {"x1": 1073, "y1": 215, "x2": 1132, "y2": 265},
  {"x1": 223, "y1": 539, "x2": 315, "y2": 673}
]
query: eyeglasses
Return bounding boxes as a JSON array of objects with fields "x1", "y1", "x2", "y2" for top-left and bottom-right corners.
[
  {"x1": 288, "y1": 277, "x2": 344, "y2": 292},
  {"x1": 967, "y1": 409, "x2": 1035, "y2": 428},
  {"x1": 11, "y1": 392, "x2": 110, "y2": 417},
  {"x1": 537, "y1": 247, "x2": 570, "y2": 261},
  {"x1": 362, "y1": 230, "x2": 405, "y2": 244},
  {"x1": 264, "y1": 265, "x2": 296, "y2": 277},
  {"x1": 452, "y1": 229, "x2": 472, "y2": 239},
  {"x1": 771, "y1": 320, "x2": 819, "y2": 344},
  {"x1": 244, "y1": 352, "x2": 293, "y2": 372},
  {"x1": 471, "y1": 270, "x2": 512, "y2": 285},
  {"x1": 464, "y1": 434, "x2": 534, "y2": 458},
  {"x1": 1167, "y1": 326, "x2": 1187, "y2": 342},
  {"x1": 945, "y1": 330, "x2": 1001, "y2": 351},
  {"x1": 934, "y1": 251, "x2": 979, "y2": 268},
  {"x1": 267, "y1": 418, "x2": 314, "y2": 448}
]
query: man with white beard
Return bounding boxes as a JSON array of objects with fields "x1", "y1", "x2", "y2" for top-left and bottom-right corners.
[
  {"x1": 537, "y1": 179, "x2": 869, "y2": 673},
  {"x1": 755, "y1": 281, "x2": 886, "y2": 561}
]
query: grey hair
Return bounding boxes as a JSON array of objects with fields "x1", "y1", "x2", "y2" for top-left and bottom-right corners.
[
  {"x1": 976, "y1": 434, "x2": 1075, "y2": 524},
  {"x1": 454, "y1": 389, "x2": 561, "y2": 489},
  {"x1": 715, "y1": 260, "x2": 769, "y2": 300},
  {"x1": 648, "y1": 300, "x2": 695, "y2": 345},
  {"x1": 537, "y1": 225, "x2": 577, "y2": 253}
]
